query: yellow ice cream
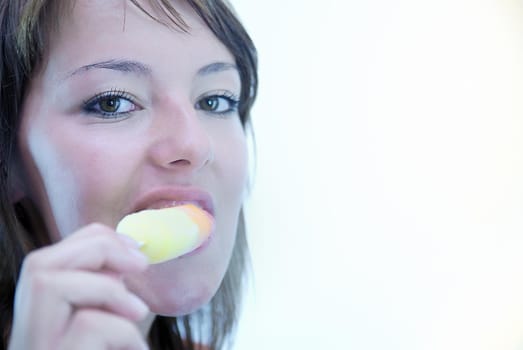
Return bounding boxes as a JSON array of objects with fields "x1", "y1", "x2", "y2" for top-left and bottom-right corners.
[{"x1": 116, "y1": 204, "x2": 213, "y2": 264}]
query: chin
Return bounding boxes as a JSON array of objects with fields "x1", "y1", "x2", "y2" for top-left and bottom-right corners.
[
  {"x1": 148, "y1": 282, "x2": 217, "y2": 316},
  {"x1": 125, "y1": 262, "x2": 225, "y2": 317}
]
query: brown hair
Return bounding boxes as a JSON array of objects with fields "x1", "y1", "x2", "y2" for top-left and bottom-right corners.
[{"x1": 0, "y1": 1, "x2": 257, "y2": 349}]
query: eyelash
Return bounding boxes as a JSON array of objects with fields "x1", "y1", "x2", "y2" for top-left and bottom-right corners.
[
  {"x1": 81, "y1": 89, "x2": 240, "y2": 119},
  {"x1": 82, "y1": 89, "x2": 139, "y2": 118},
  {"x1": 195, "y1": 91, "x2": 240, "y2": 117}
]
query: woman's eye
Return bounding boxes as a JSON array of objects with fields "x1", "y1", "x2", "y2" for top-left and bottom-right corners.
[
  {"x1": 196, "y1": 94, "x2": 239, "y2": 115},
  {"x1": 83, "y1": 91, "x2": 139, "y2": 118}
]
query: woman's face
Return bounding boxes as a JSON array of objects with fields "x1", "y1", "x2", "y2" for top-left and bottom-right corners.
[{"x1": 17, "y1": 0, "x2": 248, "y2": 315}]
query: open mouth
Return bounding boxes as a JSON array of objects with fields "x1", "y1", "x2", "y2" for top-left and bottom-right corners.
[
  {"x1": 117, "y1": 202, "x2": 215, "y2": 264},
  {"x1": 130, "y1": 187, "x2": 215, "y2": 218}
]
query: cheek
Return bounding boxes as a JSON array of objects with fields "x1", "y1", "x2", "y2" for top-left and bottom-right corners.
[
  {"x1": 216, "y1": 126, "x2": 249, "y2": 202},
  {"x1": 217, "y1": 122, "x2": 248, "y2": 179},
  {"x1": 19, "y1": 123, "x2": 132, "y2": 238},
  {"x1": 19, "y1": 125, "x2": 80, "y2": 237},
  {"x1": 214, "y1": 126, "x2": 248, "y2": 240}
]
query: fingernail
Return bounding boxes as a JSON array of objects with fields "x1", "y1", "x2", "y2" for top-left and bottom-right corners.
[
  {"x1": 117, "y1": 235, "x2": 149, "y2": 267},
  {"x1": 117, "y1": 234, "x2": 142, "y2": 248},
  {"x1": 129, "y1": 247, "x2": 149, "y2": 265},
  {"x1": 129, "y1": 293, "x2": 149, "y2": 316}
]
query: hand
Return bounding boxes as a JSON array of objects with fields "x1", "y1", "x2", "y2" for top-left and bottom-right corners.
[{"x1": 8, "y1": 223, "x2": 150, "y2": 350}]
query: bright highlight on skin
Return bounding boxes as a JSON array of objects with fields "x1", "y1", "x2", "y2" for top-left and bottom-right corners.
[{"x1": 116, "y1": 204, "x2": 214, "y2": 264}]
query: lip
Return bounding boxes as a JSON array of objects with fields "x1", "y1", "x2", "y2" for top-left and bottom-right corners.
[
  {"x1": 130, "y1": 186, "x2": 215, "y2": 217},
  {"x1": 179, "y1": 233, "x2": 213, "y2": 259}
]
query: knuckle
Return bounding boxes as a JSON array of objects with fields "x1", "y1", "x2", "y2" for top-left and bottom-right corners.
[
  {"x1": 71, "y1": 310, "x2": 99, "y2": 330},
  {"x1": 29, "y1": 271, "x2": 50, "y2": 291},
  {"x1": 70, "y1": 310, "x2": 144, "y2": 346},
  {"x1": 82, "y1": 223, "x2": 114, "y2": 241},
  {"x1": 19, "y1": 252, "x2": 53, "y2": 289},
  {"x1": 85, "y1": 222, "x2": 108, "y2": 232},
  {"x1": 89, "y1": 232, "x2": 118, "y2": 253},
  {"x1": 105, "y1": 278, "x2": 126, "y2": 300},
  {"x1": 21, "y1": 250, "x2": 44, "y2": 274}
]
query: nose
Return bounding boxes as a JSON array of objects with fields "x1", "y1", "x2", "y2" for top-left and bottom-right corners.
[{"x1": 147, "y1": 96, "x2": 213, "y2": 173}]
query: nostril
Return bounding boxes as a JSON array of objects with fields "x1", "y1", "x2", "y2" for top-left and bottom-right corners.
[
  {"x1": 169, "y1": 159, "x2": 191, "y2": 166},
  {"x1": 147, "y1": 114, "x2": 213, "y2": 171}
]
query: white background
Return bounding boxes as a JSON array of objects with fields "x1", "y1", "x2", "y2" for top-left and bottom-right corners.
[{"x1": 231, "y1": 1, "x2": 523, "y2": 349}]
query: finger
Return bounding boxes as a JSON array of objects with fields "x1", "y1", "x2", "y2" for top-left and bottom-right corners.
[
  {"x1": 56, "y1": 270, "x2": 148, "y2": 321},
  {"x1": 22, "y1": 223, "x2": 148, "y2": 274},
  {"x1": 12, "y1": 271, "x2": 148, "y2": 349},
  {"x1": 59, "y1": 309, "x2": 149, "y2": 350}
]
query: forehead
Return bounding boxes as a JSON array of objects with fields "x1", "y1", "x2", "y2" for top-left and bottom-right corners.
[
  {"x1": 54, "y1": 0, "x2": 202, "y2": 42},
  {"x1": 61, "y1": 0, "x2": 192, "y2": 25},
  {"x1": 41, "y1": 0, "x2": 233, "y2": 80}
]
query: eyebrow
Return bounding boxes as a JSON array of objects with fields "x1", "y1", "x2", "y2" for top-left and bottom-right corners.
[
  {"x1": 66, "y1": 59, "x2": 152, "y2": 78},
  {"x1": 64, "y1": 59, "x2": 238, "y2": 80},
  {"x1": 196, "y1": 62, "x2": 239, "y2": 76}
]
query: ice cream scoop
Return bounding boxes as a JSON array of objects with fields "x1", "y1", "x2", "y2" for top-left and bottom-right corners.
[{"x1": 116, "y1": 204, "x2": 214, "y2": 264}]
